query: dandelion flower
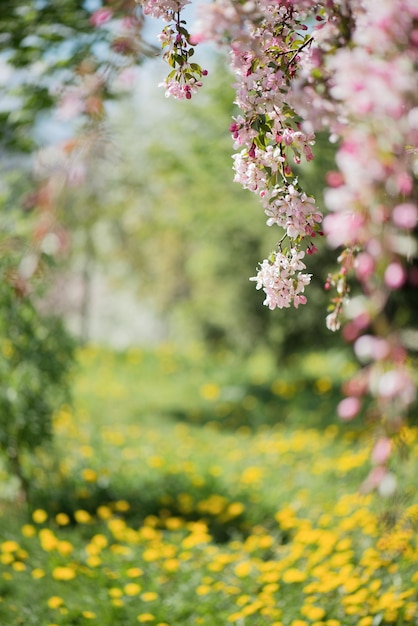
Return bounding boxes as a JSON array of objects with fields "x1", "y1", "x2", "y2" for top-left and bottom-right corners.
[
  {"x1": 52, "y1": 566, "x2": 76, "y2": 581},
  {"x1": 74, "y1": 509, "x2": 92, "y2": 524},
  {"x1": 124, "y1": 583, "x2": 142, "y2": 596},
  {"x1": 141, "y1": 592, "x2": 158, "y2": 602},
  {"x1": 55, "y1": 513, "x2": 70, "y2": 526},
  {"x1": 47, "y1": 596, "x2": 64, "y2": 609},
  {"x1": 22, "y1": 524, "x2": 36, "y2": 537},
  {"x1": 32, "y1": 509, "x2": 48, "y2": 524}
]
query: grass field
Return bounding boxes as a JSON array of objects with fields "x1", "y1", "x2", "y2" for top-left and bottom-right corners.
[{"x1": 0, "y1": 344, "x2": 417, "y2": 626}]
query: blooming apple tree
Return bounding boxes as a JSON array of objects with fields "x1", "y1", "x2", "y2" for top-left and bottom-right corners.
[{"x1": 136, "y1": 0, "x2": 418, "y2": 493}]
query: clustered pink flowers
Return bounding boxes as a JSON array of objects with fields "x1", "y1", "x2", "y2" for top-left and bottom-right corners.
[
  {"x1": 250, "y1": 248, "x2": 311, "y2": 310},
  {"x1": 139, "y1": 0, "x2": 418, "y2": 491},
  {"x1": 142, "y1": 0, "x2": 207, "y2": 99}
]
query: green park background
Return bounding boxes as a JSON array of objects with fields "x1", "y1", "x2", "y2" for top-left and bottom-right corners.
[{"x1": 0, "y1": 2, "x2": 417, "y2": 625}]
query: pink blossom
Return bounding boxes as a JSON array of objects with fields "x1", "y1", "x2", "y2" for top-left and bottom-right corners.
[
  {"x1": 323, "y1": 212, "x2": 364, "y2": 249},
  {"x1": 378, "y1": 369, "x2": 416, "y2": 406},
  {"x1": 384, "y1": 262, "x2": 406, "y2": 289},
  {"x1": 250, "y1": 248, "x2": 311, "y2": 310},
  {"x1": 337, "y1": 397, "x2": 361, "y2": 421},
  {"x1": 355, "y1": 252, "x2": 375, "y2": 281},
  {"x1": 354, "y1": 335, "x2": 390, "y2": 363},
  {"x1": 371, "y1": 437, "x2": 392, "y2": 465},
  {"x1": 392, "y1": 203, "x2": 418, "y2": 230}
]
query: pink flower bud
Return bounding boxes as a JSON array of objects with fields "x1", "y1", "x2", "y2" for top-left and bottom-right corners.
[
  {"x1": 90, "y1": 8, "x2": 113, "y2": 27},
  {"x1": 306, "y1": 244, "x2": 318, "y2": 255}
]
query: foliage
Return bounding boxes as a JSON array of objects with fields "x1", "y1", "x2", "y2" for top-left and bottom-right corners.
[
  {"x1": 0, "y1": 260, "x2": 76, "y2": 496},
  {"x1": 0, "y1": 345, "x2": 417, "y2": 625},
  {"x1": 0, "y1": 0, "x2": 150, "y2": 152}
]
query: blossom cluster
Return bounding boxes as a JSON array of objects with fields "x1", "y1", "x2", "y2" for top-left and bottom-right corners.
[
  {"x1": 142, "y1": 0, "x2": 207, "y2": 98},
  {"x1": 250, "y1": 248, "x2": 311, "y2": 310}
]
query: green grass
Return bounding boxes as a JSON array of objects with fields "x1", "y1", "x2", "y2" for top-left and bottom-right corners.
[{"x1": 0, "y1": 344, "x2": 417, "y2": 626}]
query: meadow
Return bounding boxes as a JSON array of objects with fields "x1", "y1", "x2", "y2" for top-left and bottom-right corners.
[{"x1": 0, "y1": 344, "x2": 417, "y2": 626}]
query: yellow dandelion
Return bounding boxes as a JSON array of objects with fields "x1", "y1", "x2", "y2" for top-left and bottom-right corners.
[
  {"x1": 47, "y1": 596, "x2": 64, "y2": 609},
  {"x1": 125, "y1": 583, "x2": 142, "y2": 596},
  {"x1": 108, "y1": 588, "x2": 123, "y2": 598},
  {"x1": 114, "y1": 500, "x2": 130, "y2": 512},
  {"x1": 39, "y1": 529, "x2": 58, "y2": 552},
  {"x1": 240, "y1": 466, "x2": 263, "y2": 485},
  {"x1": 127, "y1": 567, "x2": 143, "y2": 578},
  {"x1": 1, "y1": 541, "x2": 19, "y2": 553},
  {"x1": 110, "y1": 544, "x2": 132, "y2": 556},
  {"x1": 234, "y1": 561, "x2": 252, "y2": 578},
  {"x1": 57, "y1": 541, "x2": 74, "y2": 556},
  {"x1": 32, "y1": 509, "x2": 48, "y2": 524},
  {"x1": 91, "y1": 534, "x2": 108, "y2": 548},
  {"x1": 241, "y1": 601, "x2": 263, "y2": 616},
  {"x1": 82, "y1": 611, "x2": 96, "y2": 619},
  {"x1": 282, "y1": 568, "x2": 307, "y2": 584},
  {"x1": 141, "y1": 592, "x2": 158, "y2": 602},
  {"x1": 21, "y1": 524, "x2": 36, "y2": 537},
  {"x1": 164, "y1": 517, "x2": 184, "y2": 530},
  {"x1": 227, "y1": 502, "x2": 245, "y2": 517},
  {"x1": 12, "y1": 562, "x2": 26, "y2": 571},
  {"x1": 97, "y1": 505, "x2": 112, "y2": 520},
  {"x1": 55, "y1": 513, "x2": 70, "y2": 526},
  {"x1": 52, "y1": 566, "x2": 76, "y2": 581},
  {"x1": 137, "y1": 614, "x2": 155, "y2": 623},
  {"x1": 163, "y1": 558, "x2": 179, "y2": 572},
  {"x1": 74, "y1": 509, "x2": 92, "y2": 524},
  {"x1": 200, "y1": 383, "x2": 220, "y2": 401},
  {"x1": 147, "y1": 454, "x2": 164, "y2": 468},
  {"x1": 301, "y1": 605, "x2": 326, "y2": 621},
  {"x1": 196, "y1": 585, "x2": 211, "y2": 596},
  {"x1": 86, "y1": 556, "x2": 102, "y2": 568},
  {"x1": 142, "y1": 548, "x2": 160, "y2": 561},
  {"x1": 32, "y1": 568, "x2": 45, "y2": 579},
  {"x1": 82, "y1": 468, "x2": 98, "y2": 482}
]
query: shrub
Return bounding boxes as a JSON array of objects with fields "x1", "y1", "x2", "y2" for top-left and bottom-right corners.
[{"x1": 0, "y1": 266, "x2": 76, "y2": 498}]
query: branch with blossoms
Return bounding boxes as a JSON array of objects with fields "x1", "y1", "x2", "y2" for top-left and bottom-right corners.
[
  {"x1": 14, "y1": 1, "x2": 149, "y2": 294},
  {"x1": 137, "y1": 0, "x2": 418, "y2": 494},
  {"x1": 140, "y1": 0, "x2": 207, "y2": 98}
]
